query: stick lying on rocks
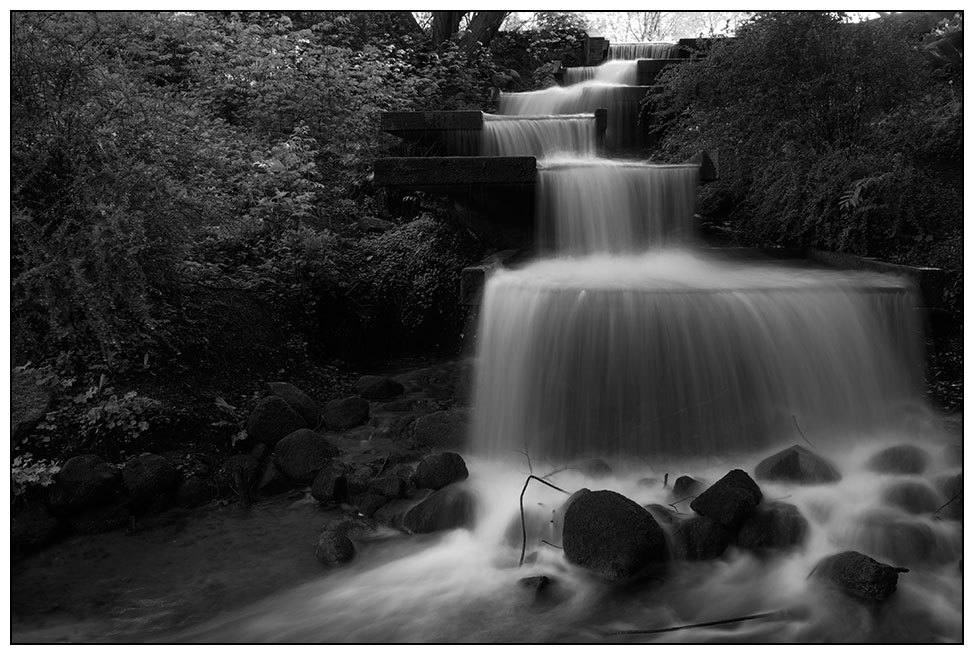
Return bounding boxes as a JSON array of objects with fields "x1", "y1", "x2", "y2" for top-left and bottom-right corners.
[
  {"x1": 599, "y1": 610, "x2": 787, "y2": 636},
  {"x1": 519, "y1": 475, "x2": 571, "y2": 567}
]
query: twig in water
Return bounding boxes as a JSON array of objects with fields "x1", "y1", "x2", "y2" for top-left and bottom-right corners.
[
  {"x1": 792, "y1": 415, "x2": 816, "y2": 449},
  {"x1": 663, "y1": 473, "x2": 669, "y2": 489},
  {"x1": 541, "y1": 539, "x2": 563, "y2": 550},
  {"x1": 514, "y1": 445, "x2": 533, "y2": 475},
  {"x1": 935, "y1": 489, "x2": 963, "y2": 514},
  {"x1": 667, "y1": 495, "x2": 696, "y2": 513},
  {"x1": 601, "y1": 610, "x2": 784, "y2": 636},
  {"x1": 541, "y1": 465, "x2": 575, "y2": 480},
  {"x1": 520, "y1": 475, "x2": 572, "y2": 567}
]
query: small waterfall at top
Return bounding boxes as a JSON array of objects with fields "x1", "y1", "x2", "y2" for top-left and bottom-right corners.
[
  {"x1": 609, "y1": 41, "x2": 679, "y2": 59},
  {"x1": 479, "y1": 113, "x2": 597, "y2": 158}
]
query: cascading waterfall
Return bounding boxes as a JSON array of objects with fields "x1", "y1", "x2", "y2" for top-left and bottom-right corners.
[
  {"x1": 609, "y1": 41, "x2": 679, "y2": 59},
  {"x1": 564, "y1": 59, "x2": 639, "y2": 85},
  {"x1": 480, "y1": 113, "x2": 597, "y2": 158}
]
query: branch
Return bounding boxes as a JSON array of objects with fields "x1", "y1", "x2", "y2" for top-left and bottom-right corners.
[
  {"x1": 519, "y1": 475, "x2": 572, "y2": 567},
  {"x1": 792, "y1": 415, "x2": 816, "y2": 449},
  {"x1": 601, "y1": 610, "x2": 785, "y2": 636}
]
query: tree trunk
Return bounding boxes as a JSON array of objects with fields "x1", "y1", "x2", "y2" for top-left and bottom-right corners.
[
  {"x1": 431, "y1": 11, "x2": 465, "y2": 47},
  {"x1": 460, "y1": 11, "x2": 508, "y2": 54}
]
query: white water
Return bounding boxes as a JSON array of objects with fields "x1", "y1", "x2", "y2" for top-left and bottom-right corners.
[
  {"x1": 480, "y1": 113, "x2": 597, "y2": 158},
  {"x1": 609, "y1": 42, "x2": 680, "y2": 60},
  {"x1": 564, "y1": 60, "x2": 639, "y2": 85}
]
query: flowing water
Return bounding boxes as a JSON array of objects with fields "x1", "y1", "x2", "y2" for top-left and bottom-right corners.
[
  {"x1": 609, "y1": 42, "x2": 680, "y2": 60},
  {"x1": 564, "y1": 60, "x2": 639, "y2": 85},
  {"x1": 480, "y1": 113, "x2": 597, "y2": 158}
]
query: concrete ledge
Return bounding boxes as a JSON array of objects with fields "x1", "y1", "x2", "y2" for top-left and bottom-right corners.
[
  {"x1": 583, "y1": 31, "x2": 609, "y2": 65},
  {"x1": 683, "y1": 150, "x2": 719, "y2": 182},
  {"x1": 460, "y1": 250, "x2": 522, "y2": 305},
  {"x1": 374, "y1": 157, "x2": 537, "y2": 188},
  {"x1": 807, "y1": 249, "x2": 945, "y2": 307},
  {"x1": 381, "y1": 111, "x2": 483, "y2": 135}
]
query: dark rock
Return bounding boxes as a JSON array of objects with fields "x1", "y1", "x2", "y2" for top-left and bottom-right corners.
[
  {"x1": 369, "y1": 415, "x2": 416, "y2": 441},
  {"x1": 11, "y1": 508, "x2": 61, "y2": 559},
  {"x1": 265, "y1": 382, "x2": 320, "y2": 427},
  {"x1": 353, "y1": 375, "x2": 405, "y2": 400},
  {"x1": 866, "y1": 445, "x2": 930, "y2": 475},
  {"x1": 936, "y1": 473, "x2": 962, "y2": 520},
  {"x1": 175, "y1": 476, "x2": 214, "y2": 508},
  {"x1": 575, "y1": 458, "x2": 612, "y2": 479},
  {"x1": 311, "y1": 462, "x2": 348, "y2": 503},
  {"x1": 644, "y1": 504, "x2": 680, "y2": 526},
  {"x1": 68, "y1": 503, "x2": 129, "y2": 534},
  {"x1": 369, "y1": 476, "x2": 407, "y2": 498},
  {"x1": 11, "y1": 369, "x2": 54, "y2": 444},
  {"x1": 562, "y1": 490, "x2": 668, "y2": 581},
  {"x1": 246, "y1": 396, "x2": 306, "y2": 446},
  {"x1": 351, "y1": 493, "x2": 389, "y2": 517},
  {"x1": 257, "y1": 458, "x2": 293, "y2": 496},
  {"x1": 315, "y1": 530, "x2": 355, "y2": 566},
  {"x1": 881, "y1": 480, "x2": 941, "y2": 515},
  {"x1": 122, "y1": 453, "x2": 177, "y2": 511},
  {"x1": 373, "y1": 489, "x2": 433, "y2": 530},
  {"x1": 402, "y1": 486, "x2": 476, "y2": 533},
  {"x1": 736, "y1": 502, "x2": 809, "y2": 553},
  {"x1": 47, "y1": 454, "x2": 119, "y2": 514},
  {"x1": 345, "y1": 465, "x2": 377, "y2": 496},
  {"x1": 382, "y1": 398, "x2": 415, "y2": 412},
  {"x1": 412, "y1": 452, "x2": 468, "y2": 490},
  {"x1": 518, "y1": 575, "x2": 551, "y2": 592},
  {"x1": 673, "y1": 516, "x2": 730, "y2": 560},
  {"x1": 410, "y1": 409, "x2": 468, "y2": 449},
  {"x1": 323, "y1": 396, "x2": 371, "y2": 431},
  {"x1": 273, "y1": 429, "x2": 339, "y2": 484},
  {"x1": 690, "y1": 469, "x2": 763, "y2": 528},
  {"x1": 220, "y1": 454, "x2": 260, "y2": 502},
  {"x1": 754, "y1": 444, "x2": 841, "y2": 485},
  {"x1": 813, "y1": 551, "x2": 906, "y2": 601},
  {"x1": 672, "y1": 475, "x2": 704, "y2": 498},
  {"x1": 326, "y1": 514, "x2": 380, "y2": 540},
  {"x1": 249, "y1": 443, "x2": 268, "y2": 461}
]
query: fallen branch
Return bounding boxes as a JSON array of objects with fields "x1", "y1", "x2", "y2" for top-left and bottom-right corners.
[
  {"x1": 541, "y1": 539, "x2": 563, "y2": 550},
  {"x1": 519, "y1": 475, "x2": 572, "y2": 567},
  {"x1": 935, "y1": 489, "x2": 963, "y2": 514},
  {"x1": 792, "y1": 415, "x2": 816, "y2": 449},
  {"x1": 600, "y1": 610, "x2": 784, "y2": 636}
]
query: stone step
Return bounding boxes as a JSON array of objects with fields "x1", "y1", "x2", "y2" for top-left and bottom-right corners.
[{"x1": 555, "y1": 58, "x2": 685, "y2": 86}]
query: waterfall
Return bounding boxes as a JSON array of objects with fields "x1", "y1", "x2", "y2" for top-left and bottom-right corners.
[
  {"x1": 536, "y1": 160, "x2": 697, "y2": 253},
  {"x1": 480, "y1": 114, "x2": 597, "y2": 158},
  {"x1": 608, "y1": 42, "x2": 679, "y2": 59},
  {"x1": 563, "y1": 60, "x2": 638, "y2": 85}
]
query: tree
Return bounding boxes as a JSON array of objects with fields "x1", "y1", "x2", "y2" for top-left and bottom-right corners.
[{"x1": 430, "y1": 10, "x2": 508, "y2": 55}]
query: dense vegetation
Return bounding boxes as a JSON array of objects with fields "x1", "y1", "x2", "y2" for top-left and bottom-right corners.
[{"x1": 648, "y1": 12, "x2": 963, "y2": 313}]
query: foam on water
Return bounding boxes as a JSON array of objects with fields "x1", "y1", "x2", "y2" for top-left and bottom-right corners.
[{"x1": 480, "y1": 113, "x2": 597, "y2": 158}]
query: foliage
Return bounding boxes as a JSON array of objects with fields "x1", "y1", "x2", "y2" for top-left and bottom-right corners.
[
  {"x1": 491, "y1": 15, "x2": 586, "y2": 90},
  {"x1": 11, "y1": 455, "x2": 61, "y2": 500},
  {"x1": 648, "y1": 11, "x2": 962, "y2": 268}
]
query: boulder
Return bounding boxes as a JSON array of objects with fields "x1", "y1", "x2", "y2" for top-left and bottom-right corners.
[
  {"x1": 265, "y1": 382, "x2": 320, "y2": 427},
  {"x1": 122, "y1": 453, "x2": 177, "y2": 510},
  {"x1": 311, "y1": 462, "x2": 348, "y2": 503},
  {"x1": 345, "y1": 464, "x2": 378, "y2": 495},
  {"x1": 326, "y1": 514, "x2": 380, "y2": 540},
  {"x1": 562, "y1": 490, "x2": 668, "y2": 581},
  {"x1": 351, "y1": 493, "x2": 389, "y2": 517},
  {"x1": 11, "y1": 508, "x2": 61, "y2": 560},
  {"x1": 672, "y1": 516, "x2": 730, "y2": 560},
  {"x1": 402, "y1": 486, "x2": 476, "y2": 533},
  {"x1": 11, "y1": 369, "x2": 54, "y2": 444},
  {"x1": 246, "y1": 396, "x2": 306, "y2": 446},
  {"x1": 409, "y1": 409, "x2": 468, "y2": 449},
  {"x1": 881, "y1": 480, "x2": 941, "y2": 515},
  {"x1": 68, "y1": 503, "x2": 129, "y2": 534},
  {"x1": 575, "y1": 458, "x2": 612, "y2": 479},
  {"x1": 846, "y1": 509, "x2": 939, "y2": 567},
  {"x1": 754, "y1": 445, "x2": 841, "y2": 485},
  {"x1": 690, "y1": 469, "x2": 763, "y2": 528},
  {"x1": 257, "y1": 458, "x2": 293, "y2": 496},
  {"x1": 813, "y1": 551, "x2": 906, "y2": 601},
  {"x1": 373, "y1": 489, "x2": 433, "y2": 531},
  {"x1": 866, "y1": 445, "x2": 930, "y2": 475},
  {"x1": 412, "y1": 452, "x2": 468, "y2": 490},
  {"x1": 736, "y1": 502, "x2": 808, "y2": 553},
  {"x1": 47, "y1": 454, "x2": 119, "y2": 514},
  {"x1": 353, "y1": 375, "x2": 405, "y2": 400},
  {"x1": 368, "y1": 476, "x2": 407, "y2": 499},
  {"x1": 382, "y1": 398, "x2": 415, "y2": 412},
  {"x1": 369, "y1": 415, "x2": 416, "y2": 441},
  {"x1": 273, "y1": 429, "x2": 339, "y2": 484},
  {"x1": 175, "y1": 475, "x2": 214, "y2": 508},
  {"x1": 323, "y1": 396, "x2": 371, "y2": 431},
  {"x1": 315, "y1": 530, "x2": 355, "y2": 566},
  {"x1": 672, "y1": 475, "x2": 704, "y2": 498}
]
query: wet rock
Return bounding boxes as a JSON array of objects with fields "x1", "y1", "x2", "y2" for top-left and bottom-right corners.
[
  {"x1": 672, "y1": 516, "x2": 730, "y2": 560},
  {"x1": 845, "y1": 509, "x2": 939, "y2": 567},
  {"x1": 327, "y1": 514, "x2": 380, "y2": 540},
  {"x1": 323, "y1": 396, "x2": 371, "y2": 431},
  {"x1": 402, "y1": 486, "x2": 476, "y2": 533},
  {"x1": 311, "y1": 462, "x2": 348, "y2": 503},
  {"x1": 246, "y1": 396, "x2": 306, "y2": 446},
  {"x1": 672, "y1": 475, "x2": 704, "y2": 498},
  {"x1": 866, "y1": 445, "x2": 930, "y2": 475},
  {"x1": 881, "y1": 480, "x2": 941, "y2": 515},
  {"x1": 736, "y1": 502, "x2": 808, "y2": 553},
  {"x1": 368, "y1": 476, "x2": 407, "y2": 499},
  {"x1": 690, "y1": 469, "x2": 762, "y2": 528},
  {"x1": 936, "y1": 473, "x2": 962, "y2": 520},
  {"x1": 754, "y1": 444, "x2": 841, "y2": 485},
  {"x1": 575, "y1": 458, "x2": 612, "y2": 479},
  {"x1": 175, "y1": 475, "x2": 214, "y2": 508},
  {"x1": 353, "y1": 375, "x2": 405, "y2": 400},
  {"x1": 382, "y1": 398, "x2": 415, "y2": 412},
  {"x1": 68, "y1": 503, "x2": 129, "y2": 534},
  {"x1": 315, "y1": 530, "x2": 355, "y2": 566},
  {"x1": 47, "y1": 454, "x2": 119, "y2": 514},
  {"x1": 518, "y1": 575, "x2": 551, "y2": 592},
  {"x1": 257, "y1": 458, "x2": 293, "y2": 496},
  {"x1": 265, "y1": 382, "x2": 320, "y2": 427},
  {"x1": 562, "y1": 490, "x2": 668, "y2": 581},
  {"x1": 345, "y1": 465, "x2": 378, "y2": 496},
  {"x1": 351, "y1": 493, "x2": 389, "y2": 517},
  {"x1": 273, "y1": 429, "x2": 339, "y2": 484},
  {"x1": 373, "y1": 489, "x2": 433, "y2": 531},
  {"x1": 412, "y1": 452, "x2": 468, "y2": 490},
  {"x1": 122, "y1": 453, "x2": 177, "y2": 511},
  {"x1": 409, "y1": 408, "x2": 468, "y2": 449},
  {"x1": 11, "y1": 368, "x2": 54, "y2": 444},
  {"x1": 813, "y1": 551, "x2": 906, "y2": 601},
  {"x1": 11, "y1": 508, "x2": 61, "y2": 560}
]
